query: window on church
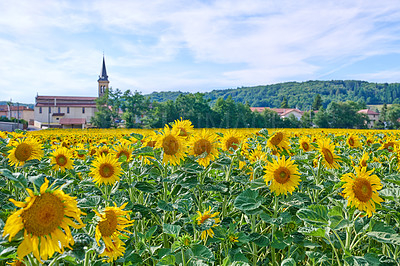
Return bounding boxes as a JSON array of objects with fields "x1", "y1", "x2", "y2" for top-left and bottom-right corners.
[
  {"x1": 67, "y1": 107, "x2": 70, "y2": 113},
  {"x1": 58, "y1": 107, "x2": 61, "y2": 113},
  {"x1": 82, "y1": 107, "x2": 85, "y2": 114},
  {"x1": 39, "y1": 107, "x2": 42, "y2": 114},
  {"x1": 49, "y1": 107, "x2": 51, "y2": 113}
]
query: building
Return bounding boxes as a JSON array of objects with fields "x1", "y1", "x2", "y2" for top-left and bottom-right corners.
[
  {"x1": 357, "y1": 109, "x2": 380, "y2": 128},
  {"x1": 34, "y1": 56, "x2": 109, "y2": 129},
  {"x1": 0, "y1": 105, "x2": 34, "y2": 124},
  {"x1": 250, "y1": 107, "x2": 304, "y2": 120}
]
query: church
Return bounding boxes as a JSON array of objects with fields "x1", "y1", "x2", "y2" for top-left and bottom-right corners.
[{"x1": 34, "y1": 56, "x2": 109, "y2": 129}]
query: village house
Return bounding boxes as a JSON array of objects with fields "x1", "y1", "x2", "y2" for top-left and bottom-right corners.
[
  {"x1": 0, "y1": 105, "x2": 34, "y2": 125},
  {"x1": 357, "y1": 109, "x2": 380, "y2": 128},
  {"x1": 250, "y1": 107, "x2": 304, "y2": 120},
  {"x1": 34, "y1": 56, "x2": 109, "y2": 129}
]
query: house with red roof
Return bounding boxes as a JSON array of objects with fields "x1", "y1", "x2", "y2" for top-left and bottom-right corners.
[
  {"x1": 34, "y1": 56, "x2": 109, "y2": 129},
  {"x1": 357, "y1": 109, "x2": 380, "y2": 128},
  {"x1": 250, "y1": 107, "x2": 304, "y2": 120}
]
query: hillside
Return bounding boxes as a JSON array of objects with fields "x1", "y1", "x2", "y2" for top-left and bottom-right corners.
[{"x1": 146, "y1": 80, "x2": 400, "y2": 110}]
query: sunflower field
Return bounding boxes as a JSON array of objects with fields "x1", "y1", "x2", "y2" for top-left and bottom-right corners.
[{"x1": 1, "y1": 119, "x2": 400, "y2": 265}]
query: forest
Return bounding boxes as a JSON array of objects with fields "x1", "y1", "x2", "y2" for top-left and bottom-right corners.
[{"x1": 146, "y1": 80, "x2": 400, "y2": 110}]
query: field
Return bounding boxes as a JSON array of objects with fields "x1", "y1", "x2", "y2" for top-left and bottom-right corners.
[{"x1": 0, "y1": 121, "x2": 400, "y2": 265}]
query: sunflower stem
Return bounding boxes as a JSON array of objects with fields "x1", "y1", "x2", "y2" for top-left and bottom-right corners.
[
  {"x1": 251, "y1": 214, "x2": 258, "y2": 266},
  {"x1": 271, "y1": 195, "x2": 279, "y2": 266}
]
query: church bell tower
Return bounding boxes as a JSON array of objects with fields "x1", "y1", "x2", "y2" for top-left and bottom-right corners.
[{"x1": 98, "y1": 55, "x2": 109, "y2": 97}]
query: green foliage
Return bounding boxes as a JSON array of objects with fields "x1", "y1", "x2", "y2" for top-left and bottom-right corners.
[{"x1": 146, "y1": 80, "x2": 400, "y2": 110}]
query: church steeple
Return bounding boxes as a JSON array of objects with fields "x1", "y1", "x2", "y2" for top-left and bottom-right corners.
[{"x1": 98, "y1": 55, "x2": 110, "y2": 97}]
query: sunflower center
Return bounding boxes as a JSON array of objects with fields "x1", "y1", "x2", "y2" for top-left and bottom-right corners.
[
  {"x1": 14, "y1": 143, "x2": 33, "y2": 162},
  {"x1": 146, "y1": 140, "x2": 156, "y2": 148},
  {"x1": 178, "y1": 128, "x2": 188, "y2": 137},
  {"x1": 99, "y1": 163, "x2": 115, "y2": 178},
  {"x1": 361, "y1": 160, "x2": 367, "y2": 167},
  {"x1": 226, "y1": 137, "x2": 239, "y2": 150},
  {"x1": 301, "y1": 142, "x2": 309, "y2": 151},
  {"x1": 21, "y1": 193, "x2": 64, "y2": 237},
  {"x1": 352, "y1": 178, "x2": 373, "y2": 202},
  {"x1": 384, "y1": 142, "x2": 394, "y2": 152},
  {"x1": 162, "y1": 135, "x2": 179, "y2": 155},
  {"x1": 98, "y1": 211, "x2": 118, "y2": 237},
  {"x1": 321, "y1": 148, "x2": 334, "y2": 164},
  {"x1": 198, "y1": 214, "x2": 211, "y2": 224},
  {"x1": 348, "y1": 138, "x2": 355, "y2": 146},
  {"x1": 117, "y1": 151, "x2": 130, "y2": 161},
  {"x1": 270, "y1": 132, "x2": 283, "y2": 146},
  {"x1": 55, "y1": 154, "x2": 68, "y2": 166},
  {"x1": 194, "y1": 139, "x2": 211, "y2": 156},
  {"x1": 274, "y1": 167, "x2": 291, "y2": 184}
]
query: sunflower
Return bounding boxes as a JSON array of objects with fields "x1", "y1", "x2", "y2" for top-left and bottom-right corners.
[
  {"x1": 189, "y1": 129, "x2": 219, "y2": 167},
  {"x1": 7, "y1": 138, "x2": 43, "y2": 167},
  {"x1": 247, "y1": 145, "x2": 267, "y2": 163},
  {"x1": 341, "y1": 167, "x2": 383, "y2": 217},
  {"x1": 172, "y1": 118, "x2": 194, "y2": 138},
  {"x1": 359, "y1": 152, "x2": 369, "y2": 168},
  {"x1": 113, "y1": 143, "x2": 134, "y2": 162},
  {"x1": 264, "y1": 156, "x2": 301, "y2": 196},
  {"x1": 6, "y1": 259, "x2": 25, "y2": 266},
  {"x1": 317, "y1": 138, "x2": 341, "y2": 169},
  {"x1": 299, "y1": 136, "x2": 313, "y2": 152},
  {"x1": 94, "y1": 203, "x2": 133, "y2": 261},
  {"x1": 96, "y1": 146, "x2": 112, "y2": 157},
  {"x1": 380, "y1": 139, "x2": 397, "y2": 152},
  {"x1": 98, "y1": 235, "x2": 126, "y2": 263},
  {"x1": 90, "y1": 154, "x2": 122, "y2": 186},
  {"x1": 155, "y1": 126, "x2": 187, "y2": 165},
  {"x1": 50, "y1": 147, "x2": 74, "y2": 172},
  {"x1": 220, "y1": 130, "x2": 244, "y2": 152},
  {"x1": 2, "y1": 179, "x2": 85, "y2": 262},
  {"x1": 347, "y1": 134, "x2": 361, "y2": 148},
  {"x1": 196, "y1": 207, "x2": 220, "y2": 240},
  {"x1": 267, "y1": 131, "x2": 290, "y2": 152}
]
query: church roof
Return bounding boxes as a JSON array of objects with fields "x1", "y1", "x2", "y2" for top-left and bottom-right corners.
[{"x1": 98, "y1": 55, "x2": 108, "y2": 82}]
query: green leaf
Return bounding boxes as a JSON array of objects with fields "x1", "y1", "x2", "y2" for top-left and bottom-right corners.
[
  {"x1": 158, "y1": 200, "x2": 175, "y2": 212},
  {"x1": 296, "y1": 205, "x2": 329, "y2": 226},
  {"x1": 145, "y1": 225, "x2": 158, "y2": 240},
  {"x1": 163, "y1": 224, "x2": 181, "y2": 238},
  {"x1": 190, "y1": 244, "x2": 214, "y2": 262},
  {"x1": 158, "y1": 254, "x2": 176, "y2": 265},
  {"x1": 298, "y1": 226, "x2": 327, "y2": 238},
  {"x1": 234, "y1": 189, "x2": 263, "y2": 211},
  {"x1": 344, "y1": 255, "x2": 369, "y2": 266},
  {"x1": 281, "y1": 258, "x2": 296, "y2": 266},
  {"x1": 134, "y1": 181, "x2": 160, "y2": 193},
  {"x1": 249, "y1": 232, "x2": 270, "y2": 247},
  {"x1": 130, "y1": 132, "x2": 143, "y2": 140},
  {"x1": 367, "y1": 231, "x2": 400, "y2": 245}
]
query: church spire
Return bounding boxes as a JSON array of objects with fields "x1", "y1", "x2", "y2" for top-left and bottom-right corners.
[
  {"x1": 98, "y1": 55, "x2": 110, "y2": 97},
  {"x1": 98, "y1": 55, "x2": 108, "y2": 81}
]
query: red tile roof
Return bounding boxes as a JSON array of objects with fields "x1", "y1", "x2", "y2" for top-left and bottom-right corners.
[
  {"x1": 36, "y1": 96, "x2": 97, "y2": 101},
  {"x1": 357, "y1": 109, "x2": 379, "y2": 115},
  {"x1": 59, "y1": 118, "x2": 86, "y2": 125},
  {"x1": 250, "y1": 107, "x2": 303, "y2": 115}
]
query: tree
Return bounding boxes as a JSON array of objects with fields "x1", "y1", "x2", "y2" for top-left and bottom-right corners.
[
  {"x1": 261, "y1": 109, "x2": 284, "y2": 128},
  {"x1": 300, "y1": 111, "x2": 314, "y2": 128},
  {"x1": 91, "y1": 90, "x2": 115, "y2": 128},
  {"x1": 280, "y1": 97, "x2": 289, "y2": 108},
  {"x1": 121, "y1": 90, "x2": 150, "y2": 128},
  {"x1": 386, "y1": 104, "x2": 400, "y2": 129},
  {"x1": 312, "y1": 94, "x2": 322, "y2": 111},
  {"x1": 313, "y1": 108, "x2": 330, "y2": 128}
]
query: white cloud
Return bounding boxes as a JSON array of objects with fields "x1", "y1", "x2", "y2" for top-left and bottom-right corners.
[{"x1": 1, "y1": 0, "x2": 400, "y2": 103}]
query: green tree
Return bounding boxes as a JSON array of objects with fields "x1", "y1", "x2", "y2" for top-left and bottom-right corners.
[
  {"x1": 300, "y1": 111, "x2": 314, "y2": 128},
  {"x1": 280, "y1": 96, "x2": 289, "y2": 108},
  {"x1": 91, "y1": 90, "x2": 115, "y2": 128},
  {"x1": 313, "y1": 108, "x2": 330, "y2": 128},
  {"x1": 261, "y1": 109, "x2": 284, "y2": 128},
  {"x1": 312, "y1": 94, "x2": 322, "y2": 111},
  {"x1": 386, "y1": 104, "x2": 400, "y2": 129},
  {"x1": 121, "y1": 90, "x2": 150, "y2": 128}
]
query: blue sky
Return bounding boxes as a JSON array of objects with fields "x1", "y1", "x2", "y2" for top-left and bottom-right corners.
[{"x1": 2, "y1": 0, "x2": 400, "y2": 103}]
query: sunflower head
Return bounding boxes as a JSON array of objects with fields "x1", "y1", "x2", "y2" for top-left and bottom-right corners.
[
  {"x1": 341, "y1": 167, "x2": 383, "y2": 217},
  {"x1": 7, "y1": 137, "x2": 44, "y2": 167},
  {"x1": 264, "y1": 156, "x2": 301, "y2": 195},
  {"x1": 267, "y1": 131, "x2": 290, "y2": 152},
  {"x1": 347, "y1": 134, "x2": 361, "y2": 148},
  {"x1": 299, "y1": 136, "x2": 313, "y2": 152},
  {"x1": 2, "y1": 179, "x2": 85, "y2": 262},
  {"x1": 172, "y1": 118, "x2": 194, "y2": 137},
  {"x1": 189, "y1": 129, "x2": 219, "y2": 167},
  {"x1": 196, "y1": 207, "x2": 220, "y2": 240},
  {"x1": 155, "y1": 126, "x2": 187, "y2": 165},
  {"x1": 220, "y1": 130, "x2": 244, "y2": 152},
  {"x1": 51, "y1": 147, "x2": 74, "y2": 172},
  {"x1": 90, "y1": 154, "x2": 122, "y2": 186},
  {"x1": 317, "y1": 138, "x2": 341, "y2": 169}
]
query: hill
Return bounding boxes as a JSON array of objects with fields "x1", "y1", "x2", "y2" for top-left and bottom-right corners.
[{"x1": 145, "y1": 80, "x2": 400, "y2": 110}]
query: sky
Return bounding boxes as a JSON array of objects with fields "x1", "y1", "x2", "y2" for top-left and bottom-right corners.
[{"x1": 2, "y1": 0, "x2": 400, "y2": 104}]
